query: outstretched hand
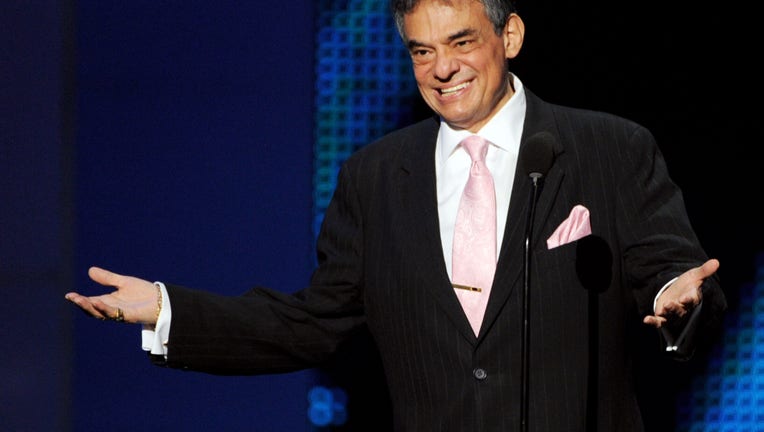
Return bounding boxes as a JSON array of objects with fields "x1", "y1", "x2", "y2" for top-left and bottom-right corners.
[
  {"x1": 64, "y1": 266, "x2": 160, "y2": 325},
  {"x1": 642, "y1": 258, "x2": 720, "y2": 329}
]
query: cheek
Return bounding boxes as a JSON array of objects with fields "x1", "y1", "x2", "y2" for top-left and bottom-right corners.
[{"x1": 412, "y1": 65, "x2": 430, "y2": 84}]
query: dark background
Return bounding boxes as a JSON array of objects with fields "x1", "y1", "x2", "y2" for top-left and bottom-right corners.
[{"x1": 2, "y1": 1, "x2": 760, "y2": 431}]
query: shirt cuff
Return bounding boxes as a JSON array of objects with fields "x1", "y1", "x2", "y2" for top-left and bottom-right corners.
[{"x1": 141, "y1": 282, "x2": 171, "y2": 357}]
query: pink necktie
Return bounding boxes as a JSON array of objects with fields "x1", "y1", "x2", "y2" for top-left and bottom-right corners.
[{"x1": 452, "y1": 135, "x2": 497, "y2": 336}]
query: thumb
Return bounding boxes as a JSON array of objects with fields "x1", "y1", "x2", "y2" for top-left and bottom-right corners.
[
  {"x1": 698, "y1": 258, "x2": 720, "y2": 279},
  {"x1": 88, "y1": 266, "x2": 125, "y2": 288}
]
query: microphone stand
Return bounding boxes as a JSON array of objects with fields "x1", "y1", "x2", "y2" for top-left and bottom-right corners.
[{"x1": 521, "y1": 172, "x2": 543, "y2": 432}]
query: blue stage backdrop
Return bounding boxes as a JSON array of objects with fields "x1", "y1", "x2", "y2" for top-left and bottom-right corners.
[{"x1": 71, "y1": 2, "x2": 316, "y2": 430}]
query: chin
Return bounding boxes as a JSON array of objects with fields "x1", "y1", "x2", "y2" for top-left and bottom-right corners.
[{"x1": 438, "y1": 109, "x2": 473, "y2": 127}]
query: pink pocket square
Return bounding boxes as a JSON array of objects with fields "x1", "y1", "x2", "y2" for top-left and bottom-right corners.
[{"x1": 546, "y1": 205, "x2": 592, "y2": 249}]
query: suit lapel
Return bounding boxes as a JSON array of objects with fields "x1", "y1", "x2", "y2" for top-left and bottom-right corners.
[{"x1": 480, "y1": 90, "x2": 566, "y2": 338}]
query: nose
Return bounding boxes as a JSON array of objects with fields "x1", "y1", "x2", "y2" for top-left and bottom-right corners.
[{"x1": 433, "y1": 50, "x2": 459, "y2": 81}]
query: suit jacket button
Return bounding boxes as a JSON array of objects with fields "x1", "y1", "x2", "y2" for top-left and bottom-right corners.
[{"x1": 473, "y1": 368, "x2": 487, "y2": 380}]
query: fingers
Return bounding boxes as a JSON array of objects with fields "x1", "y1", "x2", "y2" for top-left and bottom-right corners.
[
  {"x1": 659, "y1": 300, "x2": 689, "y2": 319},
  {"x1": 64, "y1": 292, "x2": 109, "y2": 320},
  {"x1": 91, "y1": 297, "x2": 123, "y2": 321},
  {"x1": 65, "y1": 266, "x2": 141, "y2": 323},
  {"x1": 65, "y1": 292, "x2": 129, "y2": 322},
  {"x1": 88, "y1": 266, "x2": 125, "y2": 288},
  {"x1": 643, "y1": 315, "x2": 666, "y2": 328},
  {"x1": 678, "y1": 290, "x2": 702, "y2": 306}
]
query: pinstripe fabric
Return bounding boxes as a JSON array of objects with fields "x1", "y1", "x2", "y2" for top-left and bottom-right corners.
[{"x1": 163, "y1": 89, "x2": 726, "y2": 431}]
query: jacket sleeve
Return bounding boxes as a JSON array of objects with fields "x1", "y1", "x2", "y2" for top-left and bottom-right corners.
[{"x1": 614, "y1": 124, "x2": 726, "y2": 358}]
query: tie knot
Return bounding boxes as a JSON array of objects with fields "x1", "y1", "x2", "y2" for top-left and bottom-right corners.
[{"x1": 461, "y1": 135, "x2": 489, "y2": 162}]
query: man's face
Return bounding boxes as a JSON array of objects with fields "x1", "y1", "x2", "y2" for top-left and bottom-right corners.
[{"x1": 403, "y1": 0, "x2": 514, "y2": 132}]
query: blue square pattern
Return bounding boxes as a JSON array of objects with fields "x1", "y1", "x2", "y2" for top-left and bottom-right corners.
[{"x1": 312, "y1": 1, "x2": 417, "y2": 239}]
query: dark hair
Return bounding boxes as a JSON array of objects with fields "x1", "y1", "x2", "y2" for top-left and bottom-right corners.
[{"x1": 390, "y1": 0, "x2": 518, "y2": 42}]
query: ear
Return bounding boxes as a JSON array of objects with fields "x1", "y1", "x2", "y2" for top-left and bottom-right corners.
[{"x1": 503, "y1": 13, "x2": 525, "y2": 59}]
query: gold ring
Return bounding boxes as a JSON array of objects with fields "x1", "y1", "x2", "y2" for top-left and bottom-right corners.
[{"x1": 114, "y1": 308, "x2": 125, "y2": 322}]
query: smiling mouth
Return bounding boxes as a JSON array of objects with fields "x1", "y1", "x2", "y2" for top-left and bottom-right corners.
[{"x1": 439, "y1": 81, "x2": 470, "y2": 97}]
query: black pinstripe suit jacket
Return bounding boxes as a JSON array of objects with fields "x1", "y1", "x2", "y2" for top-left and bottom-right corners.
[{"x1": 163, "y1": 89, "x2": 726, "y2": 431}]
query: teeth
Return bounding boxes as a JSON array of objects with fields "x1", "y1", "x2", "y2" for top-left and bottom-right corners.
[{"x1": 441, "y1": 82, "x2": 469, "y2": 95}]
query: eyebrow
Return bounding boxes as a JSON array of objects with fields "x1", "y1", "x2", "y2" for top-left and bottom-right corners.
[{"x1": 407, "y1": 28, "x2": 477, "y2": 51}]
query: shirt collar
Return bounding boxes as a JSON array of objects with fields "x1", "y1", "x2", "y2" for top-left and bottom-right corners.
[{"x1": 438, "y1": 74, "x2": 526, "y2": 162}]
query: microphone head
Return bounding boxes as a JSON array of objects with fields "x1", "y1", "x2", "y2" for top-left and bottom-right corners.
[{"x1": 521, "y1": 131, "x2": 557, "y2": 179}]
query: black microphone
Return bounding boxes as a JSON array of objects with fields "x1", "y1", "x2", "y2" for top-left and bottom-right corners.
[
  {"x1": 521, "y1": 131, "x2": 557, "y2": 186},
  {"x1": 519, "y1": 131, "x2": 556, "y2": 432}
]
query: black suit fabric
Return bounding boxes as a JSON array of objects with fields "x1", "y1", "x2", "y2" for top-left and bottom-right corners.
[{"x1": 162, "y1": 89, "x2": 726, "y2": 432}]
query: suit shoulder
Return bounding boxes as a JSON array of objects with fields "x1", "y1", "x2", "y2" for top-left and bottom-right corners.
[
  {"x1": 524, "y1": 89, "x2": 654, "y2": 150},
  {"x1": 549, "y1": 102, "x2": 652, "y2": 141}
]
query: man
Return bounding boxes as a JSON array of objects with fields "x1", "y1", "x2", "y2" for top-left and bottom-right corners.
[{"x1": 66, "y1": 1, "x2": 727, "y2": 430}]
